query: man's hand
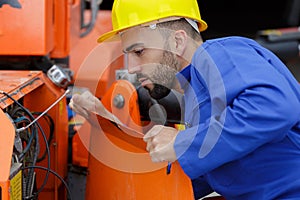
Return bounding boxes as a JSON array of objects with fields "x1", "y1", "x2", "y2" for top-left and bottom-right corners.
[
  {"x1": 69, "y1": 90, "x2": 111, "y2": 120},
  {"x1": 143, "y1": 125, "x2": 178, "y2": 163}
]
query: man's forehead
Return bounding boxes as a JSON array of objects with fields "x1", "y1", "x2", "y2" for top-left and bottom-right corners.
[{"x1": 120, "y1": 27, "x2": 165, "y2": 50}]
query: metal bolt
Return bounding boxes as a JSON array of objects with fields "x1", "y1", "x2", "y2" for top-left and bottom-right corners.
[{"x1": 113, "y1": 94, "x2": 125, "y2": 109}]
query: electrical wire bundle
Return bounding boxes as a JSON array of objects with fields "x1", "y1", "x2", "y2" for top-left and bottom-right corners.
[
  {"x1": 1, "y1": 91, "x2": 72, "y2": 200},
  {"x1": 8, "y1": 106, "x2": 40, "y2": 199}
]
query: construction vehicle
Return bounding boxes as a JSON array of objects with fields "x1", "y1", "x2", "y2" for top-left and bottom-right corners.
[{"x1": 0, "y1": 0, "x2": 299, "y2": 200}]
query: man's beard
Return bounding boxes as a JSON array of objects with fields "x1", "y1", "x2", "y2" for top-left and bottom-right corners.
[
  {"x1": 147, "y1": 84, "x2": 171, "y2": 100},
  {"x1": 147, "y1": 50, "x2": 180, "y2": 100}
]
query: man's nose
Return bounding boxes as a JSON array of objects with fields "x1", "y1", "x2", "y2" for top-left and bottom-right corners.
[
  {"x1": 125, "y1": 54, "x2": 141, "y2": 74},
  {"x1": 128, "y1": 65, "x2": 142, "y2": 74}
]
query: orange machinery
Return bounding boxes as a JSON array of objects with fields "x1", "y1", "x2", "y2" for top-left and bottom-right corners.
[
  {"x1": 0, "y1": 0, "x2": 96, "y2": 199},
  {"x1": 0, "y1": 71, "x2": 69, "y2": 200},
  {"x1": 0, "y1": 0, "x2": 76, "y2": 199},
  {"x1": 71, "y1": 52, "x2": 196, "y2": 199}
]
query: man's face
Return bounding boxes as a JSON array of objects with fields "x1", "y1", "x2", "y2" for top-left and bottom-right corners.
[{"x1": 121, "y1": 26, "x2": 181, "y2": 99}]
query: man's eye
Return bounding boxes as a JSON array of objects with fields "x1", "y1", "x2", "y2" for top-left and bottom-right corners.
[{"x1": 134, "y1": 49, "x2": 144, "y2": 56}]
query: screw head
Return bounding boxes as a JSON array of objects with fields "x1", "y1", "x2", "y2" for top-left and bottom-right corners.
[{"x1": 113, "y1": 94, "x2": 125, "y2": 108}]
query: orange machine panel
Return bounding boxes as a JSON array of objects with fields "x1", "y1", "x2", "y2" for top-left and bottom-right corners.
[
  {"x1": 0, "y1": 0, "x2": 82, "y2": 57},
  {"x1": 83, "y1": 80, "x2": 195, "y2": 199},
  {"x1": 51, "y1": 0, "x2": 81, "y2": 58},
  {"x1": 69, "y1": 10, "x2": 113, "y2": 78},
  {"x1": 0, "y1": 0, "x2": 54, "y2": 55},
  {"x1": 0, "y1": 70, "x2": 69, "y2": 200},
  {"x1": 0, "y1": 109, "x2": 15, "y2": 200}
]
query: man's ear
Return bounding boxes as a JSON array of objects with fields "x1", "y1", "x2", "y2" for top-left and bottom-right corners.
[{"x1": 173, "y1": 30, "x2": 188, "y2": 56}]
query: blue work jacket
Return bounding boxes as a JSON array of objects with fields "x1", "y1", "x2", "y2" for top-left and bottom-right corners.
[{"x1": 174, "y1": 36, "x2": 300, "y2": 199}]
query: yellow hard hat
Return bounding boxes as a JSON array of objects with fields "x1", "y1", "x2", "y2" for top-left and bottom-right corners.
[{"x1": 97, "y1": 0, "x2": 207, "y2": 43}]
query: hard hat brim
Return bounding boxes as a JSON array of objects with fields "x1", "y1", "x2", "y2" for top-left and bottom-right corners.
[
  {"x1": 97, "y1": 19, "x2": 207, "y2": 43},
  {"x1": 97, "y1": 29, "x2": 120, "y2": 43}
]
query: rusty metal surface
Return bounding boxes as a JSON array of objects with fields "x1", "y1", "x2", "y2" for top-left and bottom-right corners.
[{"x1": 0, "y1": 70, "x2": 44, "y2": 109}]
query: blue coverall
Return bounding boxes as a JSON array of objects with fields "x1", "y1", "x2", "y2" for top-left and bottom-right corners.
[{"x1": 174, "y1": 36, "x2": 300, "y2": 199}]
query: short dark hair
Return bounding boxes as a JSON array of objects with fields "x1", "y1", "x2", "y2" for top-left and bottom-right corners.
[{"x1": 157, "y1": 18, "x2": 202, "y2": 42}]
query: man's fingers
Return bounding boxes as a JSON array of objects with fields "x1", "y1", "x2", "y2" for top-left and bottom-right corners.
[
  {"x1": 73, "y1": 104, "x2": 89, "y2": 119},
  {"x1": 70, "y1": 93, "x2": 81, "y2": 104},
  {"x1": 72, "y1": 93, "x2": 93, "y2": 106},
  {"x1": 149, "y1": 152, "x2": 163, "y2": 163},
  {"x1": 144, "y1": 125, "x2": 169, "y2": 152},
  {"x1": 149, "y1": 147, "x2": 168, "y2": 162},
  {"x1": 143, "y1": 125, "x2": 164, "y2": 142},
  {"x1": 146, "y1": 141, "x2": 152, "y2": 152},
  {"x1": 143, "y1": 125, "x2": 178, "y2": 163},
  {"x1": 71, "y1": 92, "x2": 98, "y2": 113},
  {"x1": 69, "y1": 96, "x2": 90, "y2": 119}
]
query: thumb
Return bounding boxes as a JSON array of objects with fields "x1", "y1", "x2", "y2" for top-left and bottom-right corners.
[
  {"x1": 143, "y1": 125, "x2": 164, "y2": 142},
  {"x1": 71, "y1": 93, "x2": 82, "y2": 104}
]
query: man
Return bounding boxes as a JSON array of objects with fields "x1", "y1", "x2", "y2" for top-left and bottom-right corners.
[{"x1": 70, "y1": 0, "x2": 300, "y2": 199}]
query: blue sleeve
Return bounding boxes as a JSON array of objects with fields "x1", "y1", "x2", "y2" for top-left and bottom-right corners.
[
  {"x1": 191, "y1": 176, "x2": 214, "y2": 199},
  {"x1": 174, "y1": 37, "x2": 300, "y2": 179}
]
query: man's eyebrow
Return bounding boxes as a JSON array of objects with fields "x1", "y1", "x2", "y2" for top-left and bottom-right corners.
[{"x1": 123, "y1": 43, "x2": 144, "y2": 53}]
